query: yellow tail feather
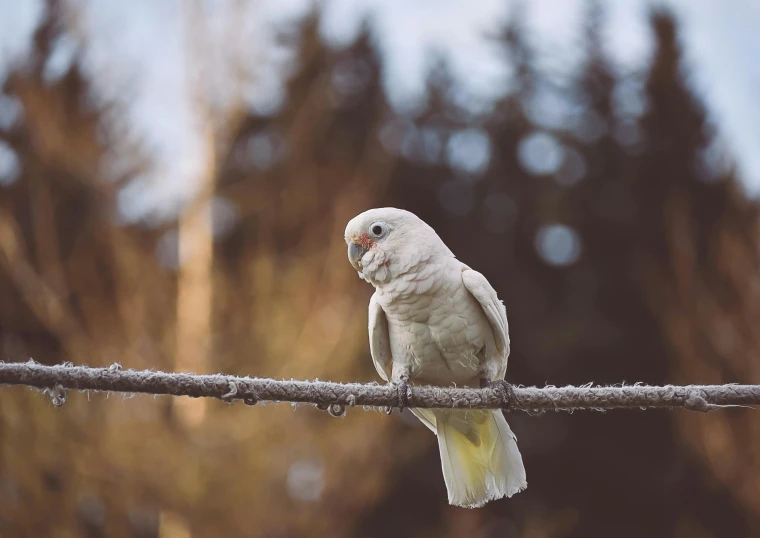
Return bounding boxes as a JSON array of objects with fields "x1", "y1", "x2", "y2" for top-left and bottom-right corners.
[{"x1": 412, "y1": 408, "x2": 527, "y2": 508}]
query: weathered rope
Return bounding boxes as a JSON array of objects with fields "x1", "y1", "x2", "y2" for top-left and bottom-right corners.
[{"x1": 0, "y1": 361, "x2": 758, "y2": 414}]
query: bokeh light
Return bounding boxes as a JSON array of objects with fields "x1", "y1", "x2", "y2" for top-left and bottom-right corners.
[
  {"x1": 518, "y1": 131, "x2": 565, "y2": 176},
  {"x1": 0, "y1": 141, "x2": 19, "y2": 185},
  {"x1": 535, "y1": 223, "x2": 582, "y2": 266}
]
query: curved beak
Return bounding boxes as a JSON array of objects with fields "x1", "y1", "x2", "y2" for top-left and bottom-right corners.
[{"x1": 348, "y1": 241, "x2": 367, "y2": 271}]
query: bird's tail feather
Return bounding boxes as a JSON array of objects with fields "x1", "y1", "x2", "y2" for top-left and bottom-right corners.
[{"x1": 412, "y1": 408, "x2": 526, "y2": 508}]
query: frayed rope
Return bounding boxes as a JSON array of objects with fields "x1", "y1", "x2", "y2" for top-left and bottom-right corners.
[{"x1": 2, "y1": 361, "x2": 759, "y2": 417}]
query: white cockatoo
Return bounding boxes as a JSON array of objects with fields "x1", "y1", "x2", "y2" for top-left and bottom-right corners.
[{"x1": 345, "y1": 207, "x2": 526, "y2": 508}]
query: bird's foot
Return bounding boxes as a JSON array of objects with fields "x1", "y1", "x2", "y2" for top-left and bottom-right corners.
[
  {"x1": 385, "y1": 375, "x2": 411, "y2": 415},
  {"x1": 480, "y1": 378, "x2": 516, "y2": 410}
]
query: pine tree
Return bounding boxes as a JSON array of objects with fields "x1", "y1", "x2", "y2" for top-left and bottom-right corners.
[{"x1": 634, "y1": 11, "x2": 760, "y2": 530}]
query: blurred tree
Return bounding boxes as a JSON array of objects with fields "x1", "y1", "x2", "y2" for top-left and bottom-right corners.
[
  {"x1": 0, "y1": 2, "x2": 759, "y2": 538},
  {"x1": 0, "y1": 4, "x2": 174, "y2": 537},
  {"x1": 633, "y1": 11, "x2": 760, "y2": 536},
  {"x1": 0, "y1": 7, "x2": 429, "y2": 538},
  {"x1": 352, "y1": 5, "x2": 760, "y2": 538}
]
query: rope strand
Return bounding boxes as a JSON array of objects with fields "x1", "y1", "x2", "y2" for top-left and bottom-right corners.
[{"x1": 0, "y1": 361, "x2": 758, "y2": 413}]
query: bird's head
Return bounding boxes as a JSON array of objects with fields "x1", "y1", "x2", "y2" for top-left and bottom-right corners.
[{"x1": 344, "y1": 207, "x2": 453, "y2": 285}]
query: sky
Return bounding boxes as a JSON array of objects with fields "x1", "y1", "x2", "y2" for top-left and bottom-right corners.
[{"x1": 0, "y1": 0, "x2": 759, "y2": 222}]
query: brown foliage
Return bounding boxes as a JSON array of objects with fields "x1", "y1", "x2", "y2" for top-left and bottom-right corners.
[{"x1": 0, "y1": 5, "x2": 759, "y2": 538}]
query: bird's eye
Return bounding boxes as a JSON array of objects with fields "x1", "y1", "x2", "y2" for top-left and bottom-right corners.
[{"x1": 369, "y1": 221, "x2": 388, "y2": 238}]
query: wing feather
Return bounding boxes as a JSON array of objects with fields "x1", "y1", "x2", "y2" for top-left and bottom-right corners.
[
  {"x1": 461, "y1": 269, "x2": 510, "y2": 360},
  {"x1": 368, "y1": 292, "x2": 392, "y2": 382}
]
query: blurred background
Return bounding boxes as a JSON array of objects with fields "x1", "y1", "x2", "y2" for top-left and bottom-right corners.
[{"x1": 1, "y1": 0, "x2": 759, "y2": 536}]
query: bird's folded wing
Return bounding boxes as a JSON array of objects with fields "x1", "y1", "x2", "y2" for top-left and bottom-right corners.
[
  {"x1": 461, "y1": 269, "x2": 510, "y2": 358},
  {"x1": 368, "y1": 291, "x2": 392, "y2": 382}
]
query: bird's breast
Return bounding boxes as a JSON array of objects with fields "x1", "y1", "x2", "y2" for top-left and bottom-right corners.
[{"x1": 378, "y1": 266, "x2": 492, "y2": 386}]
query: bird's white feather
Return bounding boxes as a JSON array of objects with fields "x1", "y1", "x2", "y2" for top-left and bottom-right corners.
[
  {"x1": 368, "y1": 292, "x2": 392, "y2": 382},
  {"x1": 347, "y1": 207, "x2": 527, "y2": 508}
]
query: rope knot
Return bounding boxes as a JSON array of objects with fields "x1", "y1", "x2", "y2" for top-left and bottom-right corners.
[
  {"x1": 221, "y1": 379, "x2": 257, "y2": 405},
  {"x1": 485, "y1": 380, "x2": 516, "y2": 412},
  {"x1": 221, "y1": 380, "x2": 239, "y2": 402},
  {"x1": 683, "y1": 390, "x2": 718, "y2": 412},
  {"x1": 316, "y1": 402, "x2": 346, "y2": 417},
  {"x1": 328, "y1": 403, "x2": 345, "y2": 417}
]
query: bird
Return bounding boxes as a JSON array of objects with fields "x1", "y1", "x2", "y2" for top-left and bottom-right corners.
[{"x1": 344, "y1": 207, "x2": 526, "y2": 508}]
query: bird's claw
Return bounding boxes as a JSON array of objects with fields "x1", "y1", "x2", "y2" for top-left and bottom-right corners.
[
  {"x1": 397, "y1": 377, "x2": 411, "y2": 412},
  {"x1": 481, "y1": 379, "x2": 516, "y2": 410},
  {"x1": 385, "y1": 376, "x2": 411, "y2": 414}
]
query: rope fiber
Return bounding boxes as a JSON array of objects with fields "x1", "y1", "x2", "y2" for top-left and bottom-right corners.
[{"x1": 1, "y1": 361, "x2": 758, "y2": 415}]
